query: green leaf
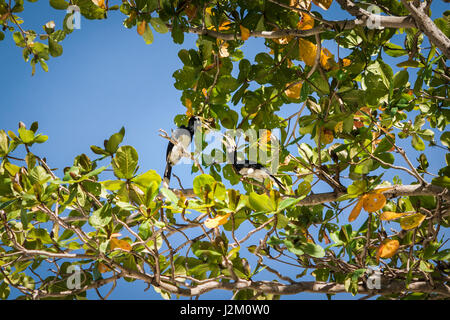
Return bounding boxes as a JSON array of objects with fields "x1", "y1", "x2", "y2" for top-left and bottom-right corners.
[
  {"x1": 160, "y1": 187, "x2": 179, "y2": 205},
  {"x1": 132, "y1": 169, "x2": 161, "y2": 188},
  {"x1": 440, "y1": 132, "x2": 450, "y2": 147},
  {"x1": 393, "y1": 70, "x2": 409, "y2": 88},
  {"x1": 88, "y1": 203, "x2": 112, "y2": 228},
  {"x1": 48, "y1": 38, "x2": 63, "y2": 57},
  {"x1": 248, "y1": 192, "x2": 275, "y2": 213},
  {"x1": 411, "y1": 134, "x2": 425, "y2": 151},
  {"x1": 49, "y1": 0, "x2": 69, "y2": 10},
  {"x1": 34, "y1": 134, "x2": 48, "y2": 143},
  {"x1": 301, "y1": 242, "x2": 325, "y2": 258},
  {"x1": 149, "y1": 17, "x2": 168, "y2": 33},
  {"x1": 0, "y1": 130, "x2": 8, "y2": 156},
  {"x1": 142, "y1": 23, "x2": 154, "y2": 44},
  {"x1": 112, "y1": 146, "x2": 139, "y2": 179},
  {"x1": 193, "y1": 174, "x2": 216, "y2": 198},
  {"x1": 105, "y1": 127, "x2": 125, "y2": 154},
  {"x1": 432, "y1": 176, "x2": 450, "y2": 188},
  {"x1": 18, "y1": 127, "x2": 35, "y2": 144}
]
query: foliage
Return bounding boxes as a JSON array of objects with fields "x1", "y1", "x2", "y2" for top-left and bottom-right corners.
[{"x1": 0, "y1": 0, "x2": 449, "y2": 300}]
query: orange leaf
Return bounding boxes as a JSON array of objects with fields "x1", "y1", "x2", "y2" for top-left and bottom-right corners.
[
  {"x1": 110, "y1": 237, "x2": 132, "y2": 251},
  {"x1": 204, "y1": 213, "x2": 230, "y2": 229},
  {"x1": 218, "y1": 20, "x2": 232, "y2": 31},
  {"x1": 362, "y1": 192, "x2": 386, "y2": 213},
  {"x1": 298, "y1": 38, "x2": 317, "y2": 66},
  {"x1": 377, "y1": 239, "x2": 399, "y2": 262},
  {"x1": 98, "y1": 262, "x2": 111, "y2": 273},
  {"x1": 399, "y1": 213, "x2": 426, "y2": 230},
  {"x1": 297, "y1": 13, "x2": 314, "y2": 30},
  {"x1": 348, "y1": 195, "x2": 366, "y2": 222},
  {"x1": 342, "y1": 58, "x2": 351, "y2": 67},
  {"x1": 379, "y1": 211, "x2": 407, "y2": 221},
  {"x1": 137, "y1": 21, "x2": 147, "y2": 36},
  {"x1": 240, "y1": 25, "x2": 250, "y2": 41},
  {"x1": 285, "y1": 82, "x2": 302, "y2": 99},
  {"x1": 312, "y1": 0, "x2": 332, "y2": 10},
  {"x1": 202, "y1": 88, "x2": 208, "y2": 97}
]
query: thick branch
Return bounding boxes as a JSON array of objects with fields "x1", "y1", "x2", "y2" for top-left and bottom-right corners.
[
  {"x1": 170, "y1": 184, "x2": 449, "y2": 205},
  {"x1": 400, "y1": 0, "x2": 450, "y2": 58}
]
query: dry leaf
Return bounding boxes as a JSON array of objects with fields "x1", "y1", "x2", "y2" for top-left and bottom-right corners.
[
  {"x1": 377, "y1": 239, "x2": 399, "y2": 262},
  {"x1": 312, "y1": 0, "x2": 332, "y2": 10},
  {"x1": 240, "y1": 25, "x2": 250, "y2": 41},
  {"x1": 399, "y1": 213, "x2": 426, "y2": 230},
  {"x1": 321, "y1": 129, "x2": 334, "y2": 145},
  {"x1": 204, "y1": 213, "x2": 230, "y2": 228},
  {"x1": 185, "y1": 4, "x2": 197, "y2": 20}
]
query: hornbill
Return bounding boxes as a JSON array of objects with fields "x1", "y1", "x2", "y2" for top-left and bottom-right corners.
[
  {"x1": 230, "y1": 146, "x2": 286, "y2": 192},
  {"x1": 163, "y1": 116, "x2": 201, "y2": 188}
]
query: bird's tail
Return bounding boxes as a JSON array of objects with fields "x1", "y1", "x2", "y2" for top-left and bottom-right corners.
[
  {"x1": 163, "y1": 163, "x2": 172, "y2": 189},
  {"x1": 269, "y1": 174, "x2": 287, "y2": 192}
]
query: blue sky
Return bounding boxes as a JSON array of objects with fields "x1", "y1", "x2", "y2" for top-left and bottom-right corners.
[{"x1": 0, "y1": 1, "x2": 448, "y2": 300}]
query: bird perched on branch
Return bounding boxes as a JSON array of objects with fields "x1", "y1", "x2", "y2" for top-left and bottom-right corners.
[
  {"x1": 230, "y1": 146, "x2": 286, "y2": 192},
  {"x1": 163, "y1": 116, "x2": 201, "y2": 188}
]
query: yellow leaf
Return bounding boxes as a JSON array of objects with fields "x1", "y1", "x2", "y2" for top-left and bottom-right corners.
[
  {"x1": 284, "y1": 82, "x2": 302, "y2": 99},
  {"x1": 312, "y1": 0, "x2": 332, "y2": 10},
  {"x1": 379, "y1": 211, "x2": 407, "y2": 221},
  {"x1": 334, "y1": 121, "x2": 343, "y2": 133},
  {"x1": 240, "y1": 25, "x2": 250, "y2": 41},
  {"x1": 110, "y1": 237, "x2": 132, "y2": 251},
  {"x1": 399, "y1": 213, "x2": 426, "y2": 230},
  {"x1": 137, "y1": 21, "x2": 147, "y2": 36},
  {"x1": 204, "y1": 213, "x2": 230, "y2": 229},
  {"x1": 362, "y1": 192, "x2": 386, "y2": 213},
  {"x1": 348, "y1": 195, "x2": 366, "y2": 222},
  {"x1": 205, "y1": 7, "x2": 213, "y2": 15},
  {"x1": 298, "y1": 38, "x2": 317, "y2": 66},
  {"x1": 342, "y1": 58, "x2": 351, "y2": 67},
  {"x1": 377, "y1": 239, "x2": 399, "y2": 262},
  {"x1": 320, "y1": 47, "x2": 333, "y2": 70},
  {"x1": 185, "y1": 98, "x2": 193, "y2": 117},
  {"x1": 373, "y1": 187, "x2": 394, "y2": 194},
  {"x1": 297, "y1": 13, "x2": 314, "y2": 30}
]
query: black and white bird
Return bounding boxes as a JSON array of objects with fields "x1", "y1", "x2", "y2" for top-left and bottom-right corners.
[
  {"x1": 163, "y1": 116, "x2": 201, "y2": 188},
  {"x1": 230, "y1": 147, "x2": 286, "y2": 192}
]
